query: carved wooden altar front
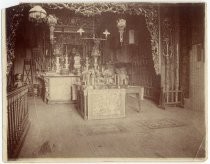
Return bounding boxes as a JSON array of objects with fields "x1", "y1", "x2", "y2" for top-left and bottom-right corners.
[
  {"x1": 77, "y1": 87, "x2": 126, "y2": 120},
  {"x1": 41, "y1": 74, "x2": 80, "y2": 104}
]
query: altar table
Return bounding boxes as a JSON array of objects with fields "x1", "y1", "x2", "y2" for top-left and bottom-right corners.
[
  {"x1": 77, "y1": 87, "x2": 126, "y2": 120},
  {"x1": 41, "y1": 74, "x2": 80, "y2": 104}
]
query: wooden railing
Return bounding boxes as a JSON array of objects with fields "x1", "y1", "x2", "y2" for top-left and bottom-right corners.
[{"x1": 7, "y1": 85, "x2": 30, "y2": 159}]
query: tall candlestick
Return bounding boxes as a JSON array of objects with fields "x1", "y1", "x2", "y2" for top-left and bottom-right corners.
[
  {"x1": 66, "y1": 45, "x2": 67, "y2": 55},
  {"x1": 56, "y1": 56, "x2": 60, "y2": 73},
  {"x1": 65, "y1": 54, "x2": 69, "y2": 69},
  {"x1": 175, "y1": 43, "x2": 179, "y2": 102}
]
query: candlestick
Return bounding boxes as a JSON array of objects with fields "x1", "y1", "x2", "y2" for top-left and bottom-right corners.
[
  {"x1": 56, "y1": 56, "x2": 60, "y2": 73},
  {"x1": 65, "y1": 54, "x2": 69, "y2": 69},
  {"x1": 175, "y1": 43, "x2": 179, "y2": 101},
  {"x1": 66, "y1": 45, "x2": 67, "y2": 54}
]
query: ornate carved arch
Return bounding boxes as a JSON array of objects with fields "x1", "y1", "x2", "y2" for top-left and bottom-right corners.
[
  {"x1": 43, "y1": 3, "x2": 160, "y2": 74},
  {"x1": 7, "y1": 3, "x2": 160, "y2": 74}
]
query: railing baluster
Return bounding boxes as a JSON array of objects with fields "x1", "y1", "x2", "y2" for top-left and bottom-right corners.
[
  {"x1": 20, "y1": 95, "x2": 24, "y2": 130},
  {"x1": 7, "y1": 85, "x2": 30, "y2": 158},
  {"x1": 14, "y1": 95, "x2": 18, "y2": 144},
  {"x1": 16, "y1": 93, "x2": 20, "y2": 142},
  {"x1": 11, "y1": 97, "x2": 16, "y2": 147},
  {"x1": 18, "y1": 93, "x2": 22, "y2": 141},
  {"x1": 8, "y1": 98, "x2": 12, "y2": 156}
]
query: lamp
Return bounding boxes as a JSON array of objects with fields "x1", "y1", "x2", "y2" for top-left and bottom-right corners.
[
  {"x1": 47, "y1": 14, "x2": 57, "y2": 26},
  {"x1": 117, "y1": 19, "x2": 126, "y2": 45},
  {"x1": 29, "y1": 5, "x2": 47, "y2": 23},
  {"x1": 47, "y1": 15, "x2": 58, "y2": 44},
  {"x1": 29, "y1": 5, "x2": 58, "y2": 71}
]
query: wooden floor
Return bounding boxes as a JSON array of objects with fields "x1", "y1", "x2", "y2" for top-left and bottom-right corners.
[{"x1": 17, "y1": 95, "x2": 206, "y2": 161}]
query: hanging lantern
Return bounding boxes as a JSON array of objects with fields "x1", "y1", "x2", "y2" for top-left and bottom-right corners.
[
  {"x1": 29, "y1": 5, "x2": 47, "y2": 23},
  {"x1": 47, "y1": 15, "x2": 58, "y2": 44},
  {"x1": 117, "y1": 19, "x2": 126, "y2": 45},
  {"x1": 47, "y1": 14, "x2": 58, "y2": 27}
]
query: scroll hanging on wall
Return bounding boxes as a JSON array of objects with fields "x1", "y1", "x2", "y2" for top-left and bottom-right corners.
[{"x1": 129, "y1": 30, "x2": 135, "y2": 44}]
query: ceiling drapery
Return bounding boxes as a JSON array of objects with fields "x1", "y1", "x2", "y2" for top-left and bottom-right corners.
[{"x1": 7, "y1": 3, "x2": 160, "y2": 74}]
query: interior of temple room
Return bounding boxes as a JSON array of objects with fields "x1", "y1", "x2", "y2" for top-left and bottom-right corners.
[{"x1": 4, "y1": 3, "x2": 206, "y2": 161}]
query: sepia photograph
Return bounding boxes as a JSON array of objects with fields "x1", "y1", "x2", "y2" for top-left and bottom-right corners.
[{"x1": 2, "y1": 1, "x2": 206, "y2": 162}]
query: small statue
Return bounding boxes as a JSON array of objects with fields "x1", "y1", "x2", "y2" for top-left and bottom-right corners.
[
  {"x1": 65, "y1": 54, "x2": 69, "y2": 69},
  {"x1": 85, "y1": 57, "x2": 90, "y2": 71},
  {"x1": 116, "y1": 67, "x2": 129, "y2": 86},
  {"x1": 103, "y1": 64, "x2": 115, "y2": 85},
  {"x1": 91, "y1": 39, "x2": 101, "y2": 70},
  {"x1": 14, "y1": 74, "x2": 23, "y2": 88},
  {"x1": 55, "y1": 56, "x2": 60, "y2": 73}
]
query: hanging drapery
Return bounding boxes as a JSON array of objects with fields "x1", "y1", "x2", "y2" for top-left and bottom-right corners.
[{"x1": 6, "y1": 4, "x2": 26, "y2": 75}]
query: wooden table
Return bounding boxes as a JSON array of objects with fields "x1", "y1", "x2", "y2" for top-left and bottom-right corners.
[{"x1": 126, "y1": 86, "x2": 144, "y2": 112}]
